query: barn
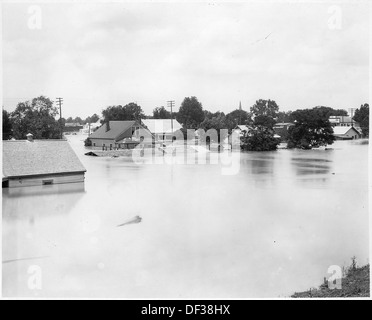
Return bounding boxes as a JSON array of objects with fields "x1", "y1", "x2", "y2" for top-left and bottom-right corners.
[{"x1": 2, "y1": 136, "x2": 86, "y2": 188}]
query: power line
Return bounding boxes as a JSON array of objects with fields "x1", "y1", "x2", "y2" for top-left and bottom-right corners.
[
  {"x1": 56, "y1": 97, "x2": 63, "y2": 139},
  {"x1": 167, "y1": 100, "x2": 175, "y2": 135}
]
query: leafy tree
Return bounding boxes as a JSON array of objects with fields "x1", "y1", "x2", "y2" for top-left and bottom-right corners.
[
  {"x1": 287, "y1": 107, "x2": 335, "y2": 149},
  {"x1": 200, "y1": 112, "x2": 229, "y2": 142},
  {"x1": 312, "y1": 106, "x2": 348, "y2": 120},
  {"x1": 84, "y1": 113, "x2": 100, "y2": 124},
  {"x1": 90, "y1": 113, "x2": 100, "y2": 123},
  {"x1": 353, "y1": 103, "x2": 369, "y2": 137},
  {"x1": 102, "y1": 103, "x2": 145, "y2": 123},
  {"x1": 276, "y1": 111, "x2": 292, "y2": 123},
  {"x1": 153, "y1": 106, "x2": 171, "y2": 119},
  {"x1": 250, "y1": 99, "x2": 279, "y2": 129},
  {"x1": 73, "y1": 116, "x2": 83, "y2": 124},
  {"x1": 176, "y1": 97, "x2": 205, "y2": 129},
  {"x1": 331, "y1": 109, "x2": 348, "y2": 116},
  {"x1": 10, "y1": 96, "x2": 61, "y2": 140},
  {"x1": 241, "y1": 126, "x2": 280, "y2": 151},
  {"x1": 2, "y1": 109, "x2": 13, "y2": 140},
  {"x1": 226, "y1": 109, "x2": 251, "y2": 128},
  {"x1": 254, "y1": 115, "x2": 276, "y2": 129},
  {"x1": 251, "y1": 99, "x2": 279, "y2": 118},
  {"x1": 66, "y1": 117, "x2": 73, "y2": 123}
]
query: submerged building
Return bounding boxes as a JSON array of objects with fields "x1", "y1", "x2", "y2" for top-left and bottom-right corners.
[
  {"x1": 141, "y1": 119, "x2": 182, "y2": 141},
  {"x1": 332, "y1": 126, "x2": 361, "y2": 140},
  {"x1": 88, "y1": 120, "x2": 143, "y2": 149},
  {"x1": 2, "y1": 135, "x2": 86, "y2": 188}
]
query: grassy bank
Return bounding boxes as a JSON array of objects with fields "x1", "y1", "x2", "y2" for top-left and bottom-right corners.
[{"x1": 292, "y1": 261, "x2": 370, "y2": 298}]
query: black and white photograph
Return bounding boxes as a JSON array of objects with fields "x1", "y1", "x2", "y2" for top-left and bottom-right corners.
[{"x1": 1, "y1": 0, "x2": 371, "y2": 302}]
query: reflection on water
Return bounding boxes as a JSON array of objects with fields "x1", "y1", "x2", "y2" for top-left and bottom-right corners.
[{"x1": 2, "y1": 136, "x2": 369, "y2": 298}]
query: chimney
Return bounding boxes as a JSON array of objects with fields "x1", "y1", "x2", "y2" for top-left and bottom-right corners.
[
  {"x1": 26, "y1": 133, "x2": 34, "y2": 142},
  {"x1": 106, "y1": 121, "x2": 110, "y2": 132}
]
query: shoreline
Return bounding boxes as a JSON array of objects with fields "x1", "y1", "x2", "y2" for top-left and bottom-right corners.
[{"x1": 292, "y1": 264, "x2": 370, "y2": 298}]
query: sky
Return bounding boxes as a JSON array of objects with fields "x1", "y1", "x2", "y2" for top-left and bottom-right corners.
[{"x1": 1, "y1": 0, "x2": 370, "y2": 119}]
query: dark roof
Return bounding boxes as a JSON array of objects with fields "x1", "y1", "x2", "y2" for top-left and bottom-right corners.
[
  {"x1": 89, "y1": 121, "x2": 138, "y2": 141},
  {"x1": 3, "y1": 140, "x2": 86, "y2": 179}
]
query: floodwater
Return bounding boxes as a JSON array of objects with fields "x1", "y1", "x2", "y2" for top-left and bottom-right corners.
[{"x1": 2, "y1": 135, "x2": 369, "y2": 298}]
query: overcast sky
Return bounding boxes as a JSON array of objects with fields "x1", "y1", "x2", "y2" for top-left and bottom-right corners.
[{"x1": 1, "y1": 0, "x2": 370, "y2": 118}]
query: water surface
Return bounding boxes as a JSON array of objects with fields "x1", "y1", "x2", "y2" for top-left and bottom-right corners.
[{"x1": 2, "y1": 136, "x2": 369, "y2": 298}]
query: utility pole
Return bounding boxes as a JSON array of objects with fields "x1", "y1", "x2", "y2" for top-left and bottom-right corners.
[
  {"x1": 167, "y1": 100, "x2": 175, "y2": 135},
  {"x1": 56, "y1": 97, "x2": 63, "y2": 139}
]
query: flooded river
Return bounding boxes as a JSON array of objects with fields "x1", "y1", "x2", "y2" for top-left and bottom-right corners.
[{"x1": 2, "y1": 135, "x2": 369, "y2": 298}]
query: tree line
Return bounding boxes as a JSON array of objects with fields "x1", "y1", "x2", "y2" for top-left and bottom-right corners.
[{"x1": 2, "y1": 95, "x2": 369, "y2": 151}]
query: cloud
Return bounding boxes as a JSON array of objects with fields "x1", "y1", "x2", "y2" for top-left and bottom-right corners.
[{"x1": 2, "y1": 2, "x2": 369, "y2": 117}]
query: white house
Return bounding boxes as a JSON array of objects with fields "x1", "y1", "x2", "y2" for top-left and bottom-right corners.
[
  {"x1": 332, "y1": 126, "x2": 361, "y2": 140},
  {"x1": 141, "y1": 119, "x2": 182, "y2": 141}
]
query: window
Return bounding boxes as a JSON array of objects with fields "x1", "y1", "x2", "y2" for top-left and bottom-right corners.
[{"x1": 42, "y1": 179, "x2": 54, "y2": 185}]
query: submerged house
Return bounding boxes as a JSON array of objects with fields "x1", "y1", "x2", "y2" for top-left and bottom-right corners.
[
  {"x1": 141, "y1": 119, "x2": 182, "y2": 141},
  {"x1": 2, "y1": 135, "x2": 86, "y2": 188},
  {"x1": 332, "y1": 126, "x2": 361, "y2": 140},
  {"x1": 88, "y1": 121, "x2": 144, "y2": 149},
  {"x1": 233, "y1": 125, "x2": 252, "y2": 137}
]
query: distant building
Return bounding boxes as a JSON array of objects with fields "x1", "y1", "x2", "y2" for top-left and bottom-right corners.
[
  {"x1": 3, "y1": 135, "x2": 86, "y2": 188},
  {"x1": 88, "y1": 120, "x2": 144, "y2": 149},
  {"x1": 141, "y1": 119, "x2": 182, "y2": 141},
  {"x1": 329, "y1": 116, "x2": 363, "y2": 136},
  {"x1": 332, "y1": 126, "x2": 361, "y2": 140},
  {"x1": 233, "y1": 125, "x2": 252, "y2": 137},
  {"x1": 273, "y1": 123, "x2": 295, "y2": 141},
  {"x1": 80, "y1": 120, "x2": 102, "y2": 135},
  {"x1": 64, "y1": 122, "x2": 83, "y2": 133},
  {"x1": 329, "y1": 116, "x2": 358, "y2": 127}
]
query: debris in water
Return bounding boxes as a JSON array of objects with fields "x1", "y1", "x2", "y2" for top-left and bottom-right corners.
[
  {"x1": 117, "y1": 215, "x2": 142, "y2": 227},
  {"x1": 85, "y1": 151, "x2": 98, "y2": 157},
  {"x1": 2, "y1": 256, "x2": 49, "y2": 264}
]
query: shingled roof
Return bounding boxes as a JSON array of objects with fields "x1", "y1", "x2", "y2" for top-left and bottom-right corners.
[
  {"x1": 89, "y1": 121, "x2": 139, "y2": 141},
  {"x1": 3, "y1": 140, "x2": 86, "y2": 179}
]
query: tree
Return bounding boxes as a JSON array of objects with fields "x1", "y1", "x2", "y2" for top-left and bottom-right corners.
[
  {"x1": 353, "y1": 103, "x2": 369, "y2": 137},
  {"x1": 250, "y1": 99, "x2": 279, "y2": 129},
  {"x1": 200, "y1": 112, "x2": 229, "y2": 142},
  {"x1": 101, "y1": 103, "x2": 145, "y2": 123},
  {"x1": 251, "y1": 99, "x2": 279, "y2": 118},
  {"x1": 10, "y1": 96, "x2": 61, "y2": 140},
  {"x1": 253, "y1": 115, "x2": 276, "y2": 129},
  {"x1": 153, "y1": 106, "x2": 171, "y2": 119},
  {"x1": 276, "y1": 111, "x2": 292, "y2": 123},
  {"x1": 2, "y1": 109, "x2": 13, "y2": 140},
  {"x1": 74, "y1": 116, "x2": 83, "y2": 124},
  {"x1": 176, "y1": 97, "x2": 205, "y2": 129},
  {"x1": 90, "y1": 113, "x2": 100, "y2": 123},
  {"x1": 241, "y1": 126, "x2": 280, "y2": 151},
  {"x1": 311, "y1": 106, "x2": 347, "y2": 118},
  {"x1": 287, "y1": 107, "x2": 335, "y2": 149},
  {"x1": 84, "y1": 113, "x2": 100, "y2": 124},
  {"x1": 226, "y1": 109, "x2": 252, "y2": 130}
]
